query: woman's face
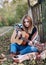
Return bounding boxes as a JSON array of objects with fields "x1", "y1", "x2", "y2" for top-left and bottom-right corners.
[{"x1": 24, "y1": 19, "x2": 30, "y2": 28}]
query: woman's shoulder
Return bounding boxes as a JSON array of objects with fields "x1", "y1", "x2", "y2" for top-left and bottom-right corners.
[
  {"x1": 33, "y1": 26, "x2": 37, "y2": 31},
  {"x1": 32, "y1": 26, "x2": 37, "y2": 34}
]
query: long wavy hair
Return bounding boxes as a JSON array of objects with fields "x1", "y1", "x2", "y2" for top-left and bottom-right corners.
[{"x1": 22, "y1": 15, "x2": 33, "y2": 33}]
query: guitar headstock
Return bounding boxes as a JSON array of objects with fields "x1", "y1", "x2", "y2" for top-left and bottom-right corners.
[{"x1": 15, "y1": 24, "x2": 23, "y2": 31}]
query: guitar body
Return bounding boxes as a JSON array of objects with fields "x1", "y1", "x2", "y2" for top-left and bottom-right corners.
[{"x1": 15, "y1": 31, "x2": 29, "y2": 45}]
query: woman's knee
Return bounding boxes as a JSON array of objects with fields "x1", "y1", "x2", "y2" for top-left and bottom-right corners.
[
  {"x1": 31, "y1": 46, "x2": 38, "y2": 52},
  {"x1": 10, "y1": 43, "x2": 18, "y2": 53}
]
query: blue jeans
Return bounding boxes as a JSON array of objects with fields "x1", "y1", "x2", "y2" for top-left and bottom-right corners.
[{"x1": 10, "y1": 43, "x2": 38, "y2": 55}]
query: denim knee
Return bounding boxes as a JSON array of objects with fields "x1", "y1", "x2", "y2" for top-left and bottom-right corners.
[
  {"x1": 10, "y1": 43, "x2": 17, "y2": 53},
  {"x1": 31, "y1": 46, "x2": 38, "y2": 52}
]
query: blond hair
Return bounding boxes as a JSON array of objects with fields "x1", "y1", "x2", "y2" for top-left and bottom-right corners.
[{"x1": 22, "y1": 15, "x2": 34, "y2": 33}]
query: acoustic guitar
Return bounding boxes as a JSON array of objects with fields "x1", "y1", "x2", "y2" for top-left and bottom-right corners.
[
  {"x1": 14, "y1": 30, "x2": 29, "y2": 45},
  {"x1": 13, "y1": 30, "x2": 46, "y2": 51}
]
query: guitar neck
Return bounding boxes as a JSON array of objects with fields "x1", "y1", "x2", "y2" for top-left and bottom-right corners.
[{"x1": 21, "y1": 37, "x2": 43, "y2": 50}]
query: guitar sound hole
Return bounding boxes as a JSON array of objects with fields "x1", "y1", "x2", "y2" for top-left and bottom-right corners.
[{"x1": 18, "y1": 34, "x2": 22, "y2": 39}]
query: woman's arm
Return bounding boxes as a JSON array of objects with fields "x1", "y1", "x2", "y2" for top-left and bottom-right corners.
[
  {"x1": 31, "y1": 26, "x2": 40, "y2": 43},
  {"x1": 31, "y1": 31, "x2": 38, "y2": 42},
  {"x1": 28, "y1": 27, "x2": 40, "y2": 45}
]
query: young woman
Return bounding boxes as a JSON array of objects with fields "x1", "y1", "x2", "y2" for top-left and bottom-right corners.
[{"x1": 10, "y1": 15, "x2": 40, "y2": 57}]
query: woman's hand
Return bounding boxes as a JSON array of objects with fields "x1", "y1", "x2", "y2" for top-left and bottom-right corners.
[
  {"x1": 18, "y1": 31, "x2": 22, "y2": 38},
  {"x1": 28, "y1": 41, "x2": 33, "y2": 46}
]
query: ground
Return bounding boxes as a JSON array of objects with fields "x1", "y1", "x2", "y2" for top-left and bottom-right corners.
[{"x1": 0, "y1": 27, "x2": 46, "y2": 65}]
